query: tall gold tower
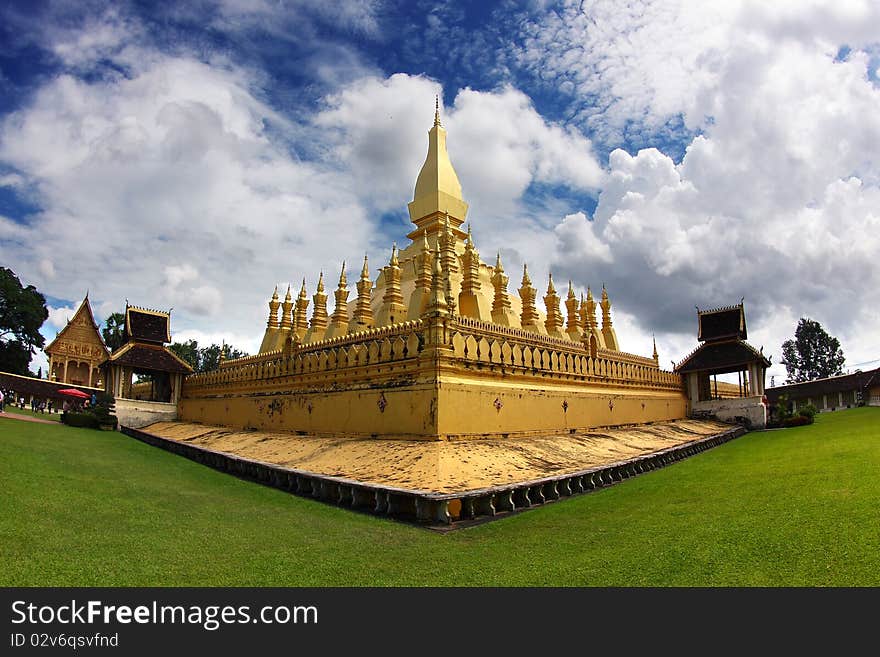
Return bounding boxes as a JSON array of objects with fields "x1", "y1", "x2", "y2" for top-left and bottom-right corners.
[{"x1": 183, "y1": 103, "x2": 685, "y2": 440}]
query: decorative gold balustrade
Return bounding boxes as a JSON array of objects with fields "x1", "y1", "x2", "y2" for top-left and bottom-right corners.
[{"x1": 184, "y1": 315, "x2": 681, "y2": 397}]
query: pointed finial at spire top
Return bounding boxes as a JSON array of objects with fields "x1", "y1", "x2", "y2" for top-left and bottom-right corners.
[
  {"x1": 339, "y1": 260, "x2": 346, "y2": 281},
  {"x1": 390, "y1": 243, "x2": 399, "y2": 266},
  {"x1": 299, "y1": 277, "x2": 307, "y2": 296},
  {"x1": 495, "y1": 252, "x2": 503, "y2": 269},
  {"x1": 434, "y1": 94, "x2": 441, "y2": 127},
  {"x1": 285, "y1": 284, "x2": 292, "y2": 301},
  {"x1": 317, "y1": 271, "x2": 325, "y2": 292},
  {"x1": 522, "y1": 263, "x2": 532, "y2": 285},
  {"x1": 548, "y1": 272, "x2": 556, "y2": 293},
  {"x1": 272, "y1": 285, "x2": 279, "y2": 300},
  {"x1": 361, "y1": 253, "x2": 370, "y2": 278}
]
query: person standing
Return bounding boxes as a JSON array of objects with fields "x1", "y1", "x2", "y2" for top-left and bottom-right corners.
[{"x1": 0, "y1": 389, "x2": 5, "y2": 413}]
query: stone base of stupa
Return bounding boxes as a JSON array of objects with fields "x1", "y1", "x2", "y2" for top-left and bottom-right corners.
[{"x1": 124, "y1": 418, "x2": 743, "y2": 527}]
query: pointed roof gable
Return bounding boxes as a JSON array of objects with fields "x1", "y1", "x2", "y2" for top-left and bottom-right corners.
[
  {"x1": 697, "y1": 303, "x2": 747, "y2": 342},
  {"x1": 124, "y1": 305, "x2": 171, "y2": 344},
  {"x1": 44, "y1": 294, "x2": 109, "y2": 357}
]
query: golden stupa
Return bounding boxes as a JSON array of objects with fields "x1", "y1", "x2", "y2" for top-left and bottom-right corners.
[{"x1": 179, "y1": 101, "x2": 685, "y2": 439}]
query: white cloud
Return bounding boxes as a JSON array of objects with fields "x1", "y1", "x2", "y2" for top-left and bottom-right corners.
[
  {"x1": 447, "y1": 86, "x2": 604, "y2": 217},
  {"x1": 543, "y1": 2, "x2": 880, "y2": 373},
  {"x1": 1, "y1": 52, "x2": 375, "y2": 351},
  {"x1": 46, "y1": 304, "x2": 77, "y2": 331},
  {"x1": 38, "y1": 258, "x2": 55, "y2": 280}
]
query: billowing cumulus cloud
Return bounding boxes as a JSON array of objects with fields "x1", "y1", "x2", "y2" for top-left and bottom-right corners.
[
  {"x1": 540, "y1": 1, "x2": 880, "y2": 375},
  {"x1": 0, "y1": 52, "x2": 376, "y2": 347},
  {"x1": 3, "y1": 0, "x2": 879, "y2": 383}
]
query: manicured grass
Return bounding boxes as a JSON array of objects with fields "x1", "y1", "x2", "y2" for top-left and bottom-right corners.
[
  {"x1": 3, "y1": 405, "x2": 61, "y2": 421},
  {"x1": 1, "y1": 408, "x2": 878, "y2": 586}
]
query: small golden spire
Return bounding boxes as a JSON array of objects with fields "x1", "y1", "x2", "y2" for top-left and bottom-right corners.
[
  {"x1": 434, "y1": 94, "x2": 441, "y2": 127},
  {"x1": 491, "y1": 252, "x2": 513, "y2": 326},
  {"x1": 653, "y1": 334, "x2": 659, "y2": 361},
  {"x1": 427, "y1": 247, "x2": 447, "y2": 316},
  {"x1": 379, "y1": 243, "x2": 405, "y2": 325},
  {"x1": 280, "y1": 284, "x2": 294, "y2": 331},
  {"x1": 325, "y1": 261, "x2": 350, "y2": 338},
  {"x1": 564, "y1": 280, "x2": 582, "y2": 340},
  {"x1": 298, "y1": 277, "x2": 308, "y2": 299},
  {"x1": 522, "y1": 263, "x2": 532, "y2": 286},
  {"x1": 544, "y1": 272, "x2": 563, "y2": 337},
  {"x1": 361, "y1": 254, "x2": 370, "y2": 279},
  {"x1": 267, "y1": 285, "x2": 281, "y2": 329},
  {"x1": 309, "y1": 272, "x2": 329, "y2": 336}
]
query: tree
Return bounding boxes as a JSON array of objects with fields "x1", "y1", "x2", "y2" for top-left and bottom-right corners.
[
  {"x1": 200, "y1": 343, "x2": 247, "y2": 372},
  {"x1": 0, "y1": 267, "x2": 48, "y2": 375},
  {"x1": 170, "y1": 339, "x2": 201, "y2": 371},
  {"x1": 781, "y1": 318, "x2": 845, "y2": 383},
  {"x1": 101, "y1": 312, "x2": 126, "y2": 352},
  {"x1": 169, "y1": 340, "x2": 248, "y2": 373}
]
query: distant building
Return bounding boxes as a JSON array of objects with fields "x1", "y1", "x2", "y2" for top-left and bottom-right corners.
[
  {"x1": 765, "y1": 368, "x2": 880, "y2": 412},
  {"x1": 43, "y1": 294, "x2": 109, "y2": 387},
  {"x1": 102, "y1": 304, "x2": 193, "y2": 403},
  {"x1": 675, "y1": 302, "x2": 770, "y2": 428}
]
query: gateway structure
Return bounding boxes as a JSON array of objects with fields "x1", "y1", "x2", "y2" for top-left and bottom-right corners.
[{"x1": 180, "y1": 104, "x2": 686, "y2": 439}]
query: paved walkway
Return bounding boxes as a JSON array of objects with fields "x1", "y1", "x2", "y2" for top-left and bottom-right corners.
[
  {"x1": 0, "y1": 411, "x2": 58, "y2": 425},
  {"x1": 146, "y1": 418, "x2": 733, "y2": 494}
]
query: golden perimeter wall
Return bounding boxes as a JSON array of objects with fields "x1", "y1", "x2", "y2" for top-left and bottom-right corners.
[{"x1": 179, "y1": 318, "x2": 687, "y2": 440}]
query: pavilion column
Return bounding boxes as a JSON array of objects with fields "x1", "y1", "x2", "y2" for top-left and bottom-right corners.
[{"x1": 63, "y1": 359, "x2": 69, "y2": 383}]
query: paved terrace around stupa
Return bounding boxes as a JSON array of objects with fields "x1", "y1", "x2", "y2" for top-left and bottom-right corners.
[{"x1": 143, "y1": 417, "x2": 732, "y2": 495}]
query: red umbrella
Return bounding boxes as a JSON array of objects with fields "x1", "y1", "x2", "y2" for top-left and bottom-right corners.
[{"x1": 57, "y1": 388, "x2": 90, "y2": 399}]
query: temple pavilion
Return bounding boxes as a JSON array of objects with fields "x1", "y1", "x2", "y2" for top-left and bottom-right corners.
[
  {"x1": 180, "y1": 102, "x2": 686, "y2": 439},
  {"x1": 44, "y1": 293, "x2": 109, "y2": 388}
]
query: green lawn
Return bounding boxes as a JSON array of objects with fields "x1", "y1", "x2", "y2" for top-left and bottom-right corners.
[
  {"x1": 1, "y1": 408, "x2": 878, "y2": 586},
  {"x1": 3, "y1": 405, "x2": 62, "y2": 421}
]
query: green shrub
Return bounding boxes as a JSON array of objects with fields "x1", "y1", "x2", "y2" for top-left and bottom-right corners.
[
  {"x1": 783, "y1": 414, "x2": 812, "y2": 428},
  {"x1": 62, "y1": 412, "x2": 99, "y2": 429},
  {"x1": 798, "y1": 404, "x2": 818, "y2": 421},
  {"x1": 61, "y1": 410, "x2": 117, "y2": 429}
]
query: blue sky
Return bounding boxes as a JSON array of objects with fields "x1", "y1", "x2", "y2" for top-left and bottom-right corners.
[{"x1": 2, "y1": 0, "x2": 879, "y2": 381}]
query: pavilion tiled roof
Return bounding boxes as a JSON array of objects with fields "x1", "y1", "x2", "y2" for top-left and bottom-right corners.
[
  {"x1": 0, "y1": 371, "x2": 101, "y2": 398},
  {"x1": 675, "y1": 339, "x2": 770, "y2": 375},
  {"x1": 124, "y1": 306, "x2": 171, "y2": 344},
  {"x1": 104, "y1": 342, "x2": 193, "y2": 374},
  {"x1": 697, "y1": 304, "x2": 747, "y2": 342}
]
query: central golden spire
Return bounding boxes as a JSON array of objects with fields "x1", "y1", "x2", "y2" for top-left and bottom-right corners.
[{"x1": 407, "y1": 96, "x2": 468, "y2": 240}]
